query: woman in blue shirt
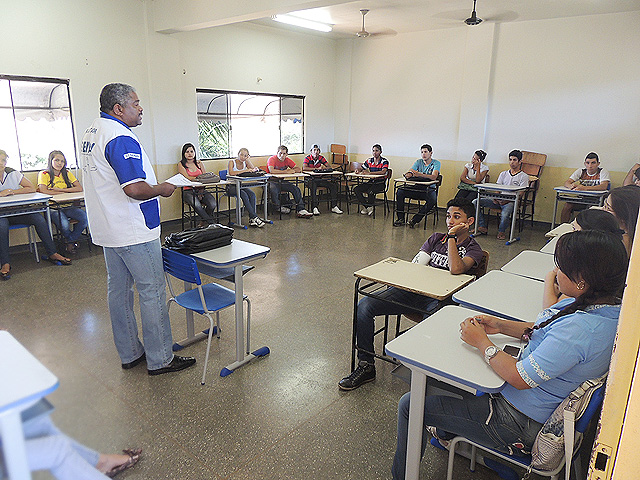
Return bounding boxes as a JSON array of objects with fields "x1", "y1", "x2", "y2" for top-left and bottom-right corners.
[{"x1": 392, "y1": 230, "x2": 628, "y2": 479}]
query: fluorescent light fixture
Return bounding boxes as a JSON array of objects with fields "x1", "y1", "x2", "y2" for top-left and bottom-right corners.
[{"x1": 272, "y1": 14, "x2": 332, "y2": 33}]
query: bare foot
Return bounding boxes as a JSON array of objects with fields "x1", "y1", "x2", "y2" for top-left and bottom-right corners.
[
  {"x1": 96, "y1": 453, "x2": 132, "y2": 473},
  {"x1": 49, "y1": 253, "x2": 71, "y2": 263},
  {"x1": 0, "y1": 263, "x2": 10, "y2": 274}
]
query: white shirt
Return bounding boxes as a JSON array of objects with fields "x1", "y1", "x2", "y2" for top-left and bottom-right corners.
[{"x1": 496, "y1": 169, "x2": 529, "y2": 187}]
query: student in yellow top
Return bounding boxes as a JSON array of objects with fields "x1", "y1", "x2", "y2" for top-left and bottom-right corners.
[{"x1": 37, "y1": 150, "x2": 88, "y2": 254}]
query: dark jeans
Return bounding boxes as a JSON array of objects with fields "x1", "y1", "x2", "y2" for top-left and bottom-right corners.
[
  {"x1": 269, "y1": 180, "x2": 304, "y2": 211},
  {"x1": 305, "y1": 178, "x2": 337, "y2": 208},
  {"x1": 0, "y1": 213, "x2": 57, "y2": 265},
  {"x1": 354, "y1": 179, "x2": 385, "y2": 207},
  {"x1": 356, "y1": 287, "x2": 440, "y2": 363},
  {"x1": 396, "y1": 186, "x2": 437, "y2": 223},
  {"x1": 182, "y1": 189, "x2": 217, "y2": 223},
  {"x1": 51, "y1": 206, "x2": 88, "y2": 243},
  {"x1": 391, "y1": 392, "x2": 543, "y2": 480},
  {"x1": 226, "y1": 185, "x2": 258, "y2": 219},
  {"x1": 455, "y1": 188, "x2": 477, "y2": 201}
]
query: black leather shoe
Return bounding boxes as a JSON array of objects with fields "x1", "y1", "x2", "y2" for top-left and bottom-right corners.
[
  {"x1": 148, "y1": 355, "x2": 196, "y2": 376},
  {"x1": 393, "y1": 219, "x2": 405, "y2": 227},
  {"x1": 121, "y1": 353, "x2": 146, "y2": 370}
]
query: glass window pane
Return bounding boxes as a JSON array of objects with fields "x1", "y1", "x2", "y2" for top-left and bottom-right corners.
[
  {"x1": 0, "y1": 79, "x2": 20, "y2": 170},
  {"x1": 230, "y1": 94, "x2": 280, "y2": 157},
  {"x1": 281, "y1": 97, "x2": 303, "y2": 153},
  {"x1": 197, "y1": 92, "x2": 229, "y2": 159}
]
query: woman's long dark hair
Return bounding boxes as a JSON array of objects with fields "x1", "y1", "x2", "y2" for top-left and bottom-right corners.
[
  {"x1": 180, "y1": 143, "x2": 202, "y2": 170},
  {"x1": 47, "y1": 150, "x2": 72, "y2": 188},
  {"x1": 525, "y1": 230, "x2": 628, "y2": 339},
  {"x1": 575, "y1": 209, "x2": 624, "y2": 240},
  {"x1": 608, "y1": 185, "x2": 640, "y2": 245}
]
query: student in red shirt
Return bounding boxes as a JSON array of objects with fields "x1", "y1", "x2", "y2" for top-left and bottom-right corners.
[{"x1": 267, "y1": 145, "x2": 313, "y2": 218}]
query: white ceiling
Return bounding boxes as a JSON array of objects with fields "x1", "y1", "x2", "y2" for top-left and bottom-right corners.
[{"x1": 247, "y1": 0, "x2": 640, "y2": 39}]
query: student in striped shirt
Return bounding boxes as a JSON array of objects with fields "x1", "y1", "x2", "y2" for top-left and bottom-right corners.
[{"x1": 353, "y1": 144, "x2": 389, "y2": 215}]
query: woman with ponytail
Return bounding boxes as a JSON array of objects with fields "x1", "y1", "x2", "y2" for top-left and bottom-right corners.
[{"x1": 392, "y1": 230, "x2": 628, "y2": 479}]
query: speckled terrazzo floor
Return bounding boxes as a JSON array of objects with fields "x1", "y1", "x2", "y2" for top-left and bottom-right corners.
[{"x1": 2, "y1": 204, "x2": 554, "y2": 479}]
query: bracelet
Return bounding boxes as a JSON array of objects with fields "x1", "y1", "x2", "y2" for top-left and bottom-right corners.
[{"x1": 446, "y1": 234, "x2": 457, "y2": 240}]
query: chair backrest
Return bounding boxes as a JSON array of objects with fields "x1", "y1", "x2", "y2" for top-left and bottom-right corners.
[
  {"x1": 521, "y1": 151, "x2": 547, "y2": 176},
  {"x1": 349, "y1": 161, "x2": 361, "y2": 172},
  {"x1": 576, "y1": 384, "x2": 605, "y2": 433},
  {"x1": 330, "y1": 144, "x2": 348, "y2": 164},
  {"x1": 384, "y1": 168, "x2": 393, "y2": 192},
  {"x1": 162, "y1": 248, "x2": 202, "y2": 285},
  {"x1": 219, "y1": 169, "x2": 228, "y2": 180},
  {"x1": 467, "y1": 250, "x2": 489, "y2": 278},
  {"x1": 435, "y1": 174, "x2": 443, "y2": 193}
]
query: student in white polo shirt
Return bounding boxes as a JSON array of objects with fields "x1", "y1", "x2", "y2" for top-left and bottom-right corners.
[{"x1": 80, "y1": 83, "x2": 195, "y2": 376}]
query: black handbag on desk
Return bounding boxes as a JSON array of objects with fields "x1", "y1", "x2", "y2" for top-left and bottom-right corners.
[
  {"x1": 237, "y1": 171, "x2": 266, "y2": 177},
  {"x1": 163, "y1": 224, "x2": 233, "y2": 254}
]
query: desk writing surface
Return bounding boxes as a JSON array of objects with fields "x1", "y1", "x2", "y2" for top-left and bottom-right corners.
[
  {"x1": 540, "y1": 235, "x2": 559, "y2": 254},
  {"x1": 0, "y1": 331, "x2": 59, "y2": 414},
  {"x1": 501, "y1": 250, "x2": 555, "y2": 282},
  {"x1": 553, "y1": 186, "x2": 608, "y2": 197},
  {"x1": 345, "y1": 172, "x2": 382, "y2": 179},
  {"x1": 545, "y1": 223, "x2": 573, "y2": 238},
  {"x1": 0, "y1": 192, "x2": 52, "y2": 207},
  {"x1": 385, "y1": 305, "x2": 511, "y2": 393},
  {"x1": 354, "y1": 257, "x2": 474, "y2": 300},
  {"x1": 192, "y1": 239, "x2": 270, "y2": 267},
  {"x1": 476, "y1": 183, "x2": 527, "y2": 193},
  {"x1": 394, "y1": 178, "x2": 437, "y2": 187},
  {"x1": 48, "y1": 192, "x2": 85, "y2": 203},
  {"x1": 453, "y1": 270, "x2": 544, "y2": 323}
]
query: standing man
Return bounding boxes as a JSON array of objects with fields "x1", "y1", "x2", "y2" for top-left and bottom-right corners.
[
  {"x1": 560, "y1": 152, "x2": 610, "y2": 223},
  {"x1": 394, "y1": 144, "x2": 441, "y2": 228},
  {"x1": 80, "y1": 83, "x2": 195, "y2": 375}
]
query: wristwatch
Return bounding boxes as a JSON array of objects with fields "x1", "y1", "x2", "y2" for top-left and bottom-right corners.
[
  {"x1": 446, "y1": 234, "x2": 457, "y2": 240},
  {"x1": 484, "y1": 345, "x2": 499, "y2": 365}
]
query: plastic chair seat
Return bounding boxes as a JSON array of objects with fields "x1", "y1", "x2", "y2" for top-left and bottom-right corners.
[{"x1": 173, "y1": 283, "x2": 239, "y2": 314}]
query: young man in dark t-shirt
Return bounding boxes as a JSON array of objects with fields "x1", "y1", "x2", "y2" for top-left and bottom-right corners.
[{"x1": 339, "y1": 197, "x2": 484, "y2": 391}]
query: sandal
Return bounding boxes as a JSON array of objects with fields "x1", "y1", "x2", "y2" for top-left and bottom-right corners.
[
  {"x1": 106, "y1": 448, "x2": 142, "y2": 478},
  {"x1": 46, "y1": 254, "x2": 72, "y2": 266},
  {"x1": 475, "y1": 227, "x2": 488, "y2": 236},
  {"x1": 0, "y1": 264, "x2": 11, "y2": 281},
  {"x1": 496, "y1": 232, "x2": 507, "y2": 240}
]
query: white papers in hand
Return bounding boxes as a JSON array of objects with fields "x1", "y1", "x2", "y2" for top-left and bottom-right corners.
[{"x1": 164, "y1": 174, "x2": 203, "y2": 187}]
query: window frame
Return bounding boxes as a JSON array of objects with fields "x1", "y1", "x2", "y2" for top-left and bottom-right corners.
[
  {"x1": 196, "y1": 88, "x2": 305, "y2": 160},
  {"x1": 0, "y1": 74, "x2": 78, "y2": 172}
]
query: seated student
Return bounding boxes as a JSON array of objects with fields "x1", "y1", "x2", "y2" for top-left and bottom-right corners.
[
  {"x1": 560, "y1": 152, "x2": 610, "y2": 223},
  {"x1": 542, "y1": 208, "x2": 624, "y2": 308},
  {"x1": 622, "y1": 162, "x2": 640, "y2": 187},
  {"x1": 0, "y1": 149, "x2": 72, "y2": 281},
  {"x1": 455, "y1": 150, "x2": 488, "y2": 201},
  {"x1": 338, "y1": 198, "x2": 484, "y2": 391},
  {"x1": 473, "y1": 149, "x2": 529, "y2": 240},
  {"x1": 394, "y1": 144, "x2": 440, "y2": 228},
  {"x1": 37, "y1": 150, "x2": 88, "y2": 254},
  {"x1": 302, "y1": 144, "x2": 343, "y2": 215},
  {"x1": 392, "y1": 230, "x2": 628, "y2": 480},
  {"x1": 227, "y1": 148, "x2": 265, "y2": 228},
  {"x1": 353, "y1": 144, "x2": 389, "y2": 215},
  {"x1": 177, "y1": 143, "x2": 217, "y2": 227},
  {"x1": 267, "y1": 145, "x2": 313, "y2": 218},
  {"x1": 604, "y1": 185, "x2": 640, "y2": 256}
]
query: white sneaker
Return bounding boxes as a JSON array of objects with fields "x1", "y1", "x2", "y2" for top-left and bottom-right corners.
[
  {"x1": 360, "y1": 208, "x2": 368, "y2": 215},
  {"x1": 298, "y1": 209, "x2": 312, "y2": 216},
  {"x1": 313, "y1": 207, "x2": 321, "y2": 216},
  {"x1": 331, "y1": 206, "x2": 343, "y2": 214},
  {"x1": 279, "y1": 206, "x2": 291, "y2": 214},
  {"x1": 367, "y1": 206, "x2": 374, "y2": 216},
  {"x1": 249, "y1": 217, "x2": 265, "y2": 228}
]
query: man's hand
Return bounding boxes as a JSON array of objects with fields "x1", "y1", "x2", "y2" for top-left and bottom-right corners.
[
  {"x1": 156, "y1": 182, "x2": 176, "y2": 197},
  {"x1": 448, "y1": 221, "x2": 469, "y2": 236}
]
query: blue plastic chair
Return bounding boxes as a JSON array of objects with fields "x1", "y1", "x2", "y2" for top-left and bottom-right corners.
[
  {"x1": 9, "y1": 224, "x2": 39, "y2": 262},
  {"x1": 445, "y1": 385, "x2": 605, "y2": 480},
  {"x1": 162, "y1": 248, "x2": 250, "y2": 385}
]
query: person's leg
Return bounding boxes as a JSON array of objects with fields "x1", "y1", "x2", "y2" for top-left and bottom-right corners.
[
  {"x1": 474, "y1": 197, "x2": 496, "y2": 229},
  {"x1": 268, "y1": 181, "x2": 282, "y2": 208},
  {"x1": 240, "y1": 188, "x2": 258, "y2": 219},
  {"x1": 560, "y1": 202, "x2": 575, "y2": 223},
  {"x1": 353, "y1": 183, "x2": 368, "y2": 207},
  {"x1": 283, "y1": 181, "x2": 304, "y2": 211},
  {"x1": 103, "y1": 246, "x2": 146, "y2": 365},
  {"x1": 201, "y1": 191, "x2": 217, "y2": 217},
  {"x1": 62, "y1": 206, "x2": 88, "y2": 243},
  {"x1": 182, "y1": 190, "x2": 213, "y2": 223},
  {"x1": 0, "y1": 217, "x2": 10, "y2": 266},
  {"x1": 20, "y1": 213, "x2": 58, "y2": 257},
  {"x1": 322, "y1": 179, "x2": 338, "y2": 205},
  {"x1": 367, "y1": 181, "x2": 386, "y2": 207},
  {"x1": 392, "y1": 392, "x2": 542, "y2": 480},
  {"x1": 414, "y1": 188, "x2": 437, "y2": 221},
  {"x1": 50, "y1": 209, "x2": 70, "y2": 242},
  {"x1": 395, "y1": 187, "x2": 407, "y2": 221},
  {"x1": 308, "y1": 178, "x2": 319, "y2": 209},
  {"x1": 498, "y1": 202, "x2": 515, "y2": 233},
  {"x1": 112, "y1": 239, "x2": 174, "y2": 370}
]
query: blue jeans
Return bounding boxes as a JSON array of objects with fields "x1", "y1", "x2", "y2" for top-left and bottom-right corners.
[
  {"x1": 182, "y1": 189, "x2": 217, "y2": 223},
  {"x1": 103, "y1": 239, "x2": 173, "y2": 370},
  {"x1": 268, "y1": 180, "x2": 304, "y2": 211},
  {"x1": 391, "y1": 392, "x2": 543, "y2": 480},
  {"x1": 354, "y1": 179, "x2": 385, "y2": 207},
  {"x1": 51, "y1": 206, "x2": 88, "y2": 243},
  {"x1": 0, "y1": 213, "x2": 57, "y2": 265},
  {"x1": 2, "y1": 415, "x2": 107, "y2": 479},
  {"x1": 473, "y1": 197, "x2": 515, "y2": 233},
  {"x1": 356, "y1": 287, "x2": 441, "y2": 363},
  {"x1": 395, "y1": 186, "x2": 436, "y2": 222},
  {"x1": 227, "y1": 185, "x2": 258, "y2": 219}
]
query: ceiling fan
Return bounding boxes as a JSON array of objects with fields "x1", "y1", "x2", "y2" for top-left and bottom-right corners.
[
  {"x1": 465, "y1": 0, "x2": 483, "y2": 26},
  {"x1": 355, "y1": 9, "x2": 396, "y2": 38}
]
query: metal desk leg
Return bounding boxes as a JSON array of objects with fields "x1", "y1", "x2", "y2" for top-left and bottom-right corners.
[
  {"x1": 506, "y1": 194, "x2": 521, "y2": 245},
  {"x1": 220, "y1": 264, "x2": 269, "y2": 376},
  {"x1": 234, "y1": 180, "x2": 245, "y2": 229},
  {"x1": 351, "y1": 278, "x2": 362, "y2": 371},
  {"x1": 173, "y1": 280, "x2": 212, "y2": 351},
  {"x1": 262, "y1": 180, "x2": 272, "y2": 223},
  {"x1": 474, "y1": 190, "x2": 480, "y2": 235},
  {"x1": 552, "y1": 193, "x2": 560, "y2": 229},
  {"x1": 405, "y1": 369, "x2": 427, "y2": 480}
]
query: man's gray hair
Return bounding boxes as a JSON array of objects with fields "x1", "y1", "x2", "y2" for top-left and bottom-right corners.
[{"x1": 100, "y1": 83, "x2": 136, "y2": 113}]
